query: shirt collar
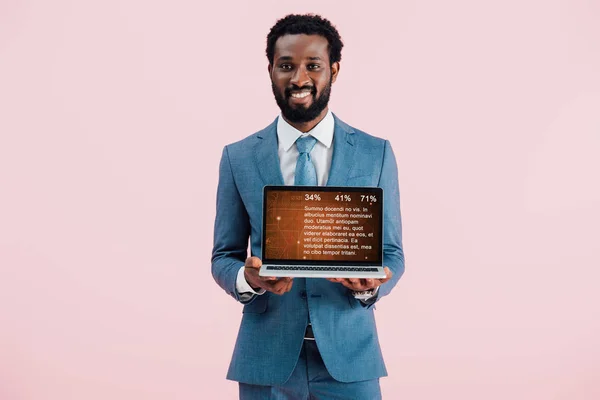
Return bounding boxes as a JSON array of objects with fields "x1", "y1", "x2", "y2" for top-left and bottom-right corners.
[{"x1": 276, "y1": 109, "x2": 334, "y2": 152}]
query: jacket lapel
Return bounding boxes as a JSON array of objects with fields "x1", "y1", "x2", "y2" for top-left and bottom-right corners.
[
  {"x1": 326, "y1": 113, "x2": 357, "y2": 186},
  {"x1": 254, "y1": 118, "x2": 285, "y2": 186},
  {"x1": 254, "y1": 114, "x2": 357, "y2": 187}
]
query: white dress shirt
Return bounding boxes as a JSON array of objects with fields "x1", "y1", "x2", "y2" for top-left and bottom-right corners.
[
  {"x1": 276, "y1": 109, "x2": 335, "y2": 187},
  {"x1": 235, "y1": 110, "x2": 378, "y2": 301}
]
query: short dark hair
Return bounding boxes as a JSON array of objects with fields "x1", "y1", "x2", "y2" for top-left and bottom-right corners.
[{"x1": 266, "y1": 14, "x2": 344, "y2": 66}]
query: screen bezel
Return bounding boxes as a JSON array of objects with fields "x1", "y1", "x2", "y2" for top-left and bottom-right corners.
[{"x1": 261, "y1": 185, "x2": 384, "y2": 266}]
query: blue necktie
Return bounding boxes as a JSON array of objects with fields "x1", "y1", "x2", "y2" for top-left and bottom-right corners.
[{"x1": 294, "y1": 136, "x2": 318, "y2": 186}]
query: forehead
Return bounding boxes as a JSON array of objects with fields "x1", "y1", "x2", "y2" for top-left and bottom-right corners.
[{"x1": 273, "y1": 34, "x2": 330, "y2": 62}]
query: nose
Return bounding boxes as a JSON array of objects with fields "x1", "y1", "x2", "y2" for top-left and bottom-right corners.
[{"x1": 290, "y1": 65, "x2": 310, "y2": 87}]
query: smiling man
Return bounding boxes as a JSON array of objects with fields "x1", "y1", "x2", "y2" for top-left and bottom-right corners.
[{"x1": 211, "y1": 14, "x2": 405, "y2": 399}]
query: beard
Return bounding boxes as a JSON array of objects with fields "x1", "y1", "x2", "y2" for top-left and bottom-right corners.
[{"x1": 271, "y1": 76, "x2": 332, "y2": 123}]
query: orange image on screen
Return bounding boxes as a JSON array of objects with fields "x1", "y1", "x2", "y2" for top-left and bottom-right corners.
[{"x1": 264, "y1": 190, "x2": 381, "y2": 262}]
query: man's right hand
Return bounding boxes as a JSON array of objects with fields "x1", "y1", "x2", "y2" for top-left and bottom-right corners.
[{"x1": 244, "y1": 256, "x2": 293, "y2": 295}]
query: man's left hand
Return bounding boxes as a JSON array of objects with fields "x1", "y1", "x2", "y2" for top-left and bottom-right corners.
[{"x1": 326, "y1": 267, "x2": 393, "y2": 291}]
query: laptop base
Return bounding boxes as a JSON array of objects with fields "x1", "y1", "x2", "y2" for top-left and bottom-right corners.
[{"x1": 259, "y1": 265, "x2": 386, "y2": 279}]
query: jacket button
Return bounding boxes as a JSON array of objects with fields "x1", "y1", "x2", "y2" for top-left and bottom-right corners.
[{"x1": 300, "y1": 290, "x2": 307, "y2": 298}]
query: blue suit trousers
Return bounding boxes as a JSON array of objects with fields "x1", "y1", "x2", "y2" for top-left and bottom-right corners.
[{"x1": 239, "y1": 340, "x2": 382, "y2": 400}]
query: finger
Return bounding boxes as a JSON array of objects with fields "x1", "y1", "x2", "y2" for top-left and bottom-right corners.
[
  {"x1": 262, "y1": 282, "x2": 281, "y2": 295},
  {"x1": 350, "y1": 278, "x2": 367, "y2": 290},
  {"x1": 337, "y1": 279, "x2": 357, "y2": 291},
  {"x1": 260, "y1": 276, "x2": 278, "y2": 281},
  {"x1": 331, "y1": 278, "x2": 348, "y2": 287},
  {"x1": 364, "y1": 278, "x2": 374, "y2": 288},
  {"x1": 272, "y1": 279, "x2": 290, "y2": 294},
  {"x1": 245, "y1": 257, "x2": 262, "y2": 269},
  {"x1": 276, "y1": 279, "x2": 293, "y2": 295},
  {"x1": 278, "y1": 277, "x2": 292, "y2": 286},
  {"x1": 284, "y1": 279, "x2": 294, "y2": 292},
  {"x1": 243, "y1": 267, "x2": 260, "y2": 281},
  {"x1": 260, "y1": 280, "x2": 275, "y2": 292},
  {"x1": 263, "y1": 273, "x2": 290, "y2": 282},
  {"x1": 355, "y1": 279, "x2": 368, "y2": 291},
  {"x1": 268, "y1": 276, "x2": 291, "y2": 284}
]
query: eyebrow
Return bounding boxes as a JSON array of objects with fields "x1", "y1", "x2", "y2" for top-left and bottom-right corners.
[{"x1": 275, "y1": 56, "x2": 323, "y2": 62}]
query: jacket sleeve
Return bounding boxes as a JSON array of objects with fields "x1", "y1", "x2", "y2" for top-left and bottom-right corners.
[
  {"x1": 211, "y1": 146, "x2": 255, "y2": 303},
  {"x1": 362, "y1": 140, "x2": 405, "y2": 308}
]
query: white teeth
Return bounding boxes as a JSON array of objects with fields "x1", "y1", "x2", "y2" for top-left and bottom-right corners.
[{"x1": 291, "y1": 91, "x2": 311, "y2": 98}]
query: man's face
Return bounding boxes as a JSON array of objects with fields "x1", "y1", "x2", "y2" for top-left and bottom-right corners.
[{"x1": 269, "y1": 34, "x2": 339, "y2": 124}]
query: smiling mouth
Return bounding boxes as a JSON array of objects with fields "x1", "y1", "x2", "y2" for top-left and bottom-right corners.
[
  {"x1": 289, "y1": 89, "x2": 312, "y2": 100},
  {"x1": 289, "y1": 90, "x2": 312, "y2": 99}
]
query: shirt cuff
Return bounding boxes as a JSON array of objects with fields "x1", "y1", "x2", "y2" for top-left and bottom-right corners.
[
  {"x1": 353, "y1": 286, "x2": 380, "y2": 301},
  {"x1": 235, "y1": 266, "x2": 266, "y2": 295}
]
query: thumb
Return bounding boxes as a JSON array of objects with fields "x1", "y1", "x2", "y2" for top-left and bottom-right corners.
[
  {"x1": 380, "y1": 267, "x2": 393, "y2": 283},
  {"x1": 244, "y1": 256, "x2": 262, "y2": 269}
]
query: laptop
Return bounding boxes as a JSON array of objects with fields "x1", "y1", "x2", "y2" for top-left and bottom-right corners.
[{"x1": 259, "y1": 185, "x2": 386, "y2": 278}]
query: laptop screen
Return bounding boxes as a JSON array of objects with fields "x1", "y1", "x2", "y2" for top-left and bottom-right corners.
[{"x1": 261, "y1": 186, "x2": 383, "y2": 266}]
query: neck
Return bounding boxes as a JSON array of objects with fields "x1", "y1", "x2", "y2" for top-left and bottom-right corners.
[{"x1": 284, "y1": 108, "x2": 329, "y2": 133}]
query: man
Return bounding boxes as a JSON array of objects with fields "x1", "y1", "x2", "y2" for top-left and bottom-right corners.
[{"x1": 212, "y1": 14, "x2": 405, "y2": 399}]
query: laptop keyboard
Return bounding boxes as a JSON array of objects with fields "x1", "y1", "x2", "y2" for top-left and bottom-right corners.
[{"x1": 265, "y1": 266, "x2": 379, "y2": 272}]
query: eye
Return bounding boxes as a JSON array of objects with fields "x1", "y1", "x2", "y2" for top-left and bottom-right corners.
[
  {"x1": 279, "y1": 64, "x2": 293, "y2": 70},
  {"x1": 307, "y1": 64, "x2": 320, "y2": 70}
]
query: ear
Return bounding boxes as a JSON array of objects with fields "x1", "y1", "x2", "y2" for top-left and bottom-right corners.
[
  {"x1": 268, "y1": 64, "x2": 272, "y2": 77},
  {"x1": 330, "y1": 61, "x2": 340, "y2": 84}
]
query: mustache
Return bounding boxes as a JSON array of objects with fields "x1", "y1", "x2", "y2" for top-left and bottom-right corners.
[{"x1": 285, "y1": 85, "x2": 316, "y2": 97}]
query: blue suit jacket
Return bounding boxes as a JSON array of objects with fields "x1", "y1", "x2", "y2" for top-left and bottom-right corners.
[{"x1": 211, "y1": 114, "x2": 405, "y2": 385}]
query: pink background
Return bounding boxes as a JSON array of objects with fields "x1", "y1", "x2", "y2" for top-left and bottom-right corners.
[{"x1": 1, "y1": 0, "x2": 599, "y2": 399}]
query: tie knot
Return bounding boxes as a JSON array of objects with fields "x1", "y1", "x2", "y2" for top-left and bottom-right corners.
[{"x1": 296, "y1": 135, "x2": 317, "y2": 154}]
